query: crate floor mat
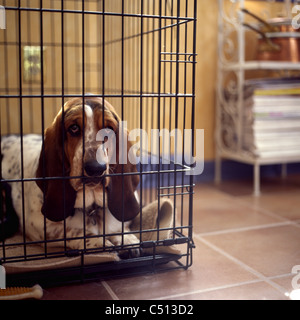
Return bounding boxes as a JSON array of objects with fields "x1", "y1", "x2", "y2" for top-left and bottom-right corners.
[{"x1": 1, "y1": 198, "x2": 182, "y2": 274}]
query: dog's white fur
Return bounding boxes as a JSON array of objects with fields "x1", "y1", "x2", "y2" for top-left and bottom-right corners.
[{"x1": 1, "y1": 104, "x2": 139, "y2": 253}]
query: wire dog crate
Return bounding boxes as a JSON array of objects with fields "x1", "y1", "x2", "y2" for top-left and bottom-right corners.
[{"x1": 0, "y1": 0, "x2": 197, "y2": 287}]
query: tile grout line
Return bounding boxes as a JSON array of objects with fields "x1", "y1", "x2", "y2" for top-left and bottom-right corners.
[
  {"x1": 194, "y1": 235, "x2": 289, "y2": 297},
  {"x1": 233, "y1": 195, "x2": 300, "y2": 229},
  {"x1": 162, "y1": 184, "x2": 298, "y2": 300},
  {"x1": 152, "y1": 278, "x2": 264, "y2": 300},
  {"x1": 101, "y1": 281, "x2": 119, "y2": 300},
  {"x1": 211, "y1": 182, "x2": 300, "y2": 228},
  {"x1": 152, "y1": 273, "x2": 294, "y2": 300},
  {"x1": 196, "y1": 220, "x2": 295, "y2": 237}
]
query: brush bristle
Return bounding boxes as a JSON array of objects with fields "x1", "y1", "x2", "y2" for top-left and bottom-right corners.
[
  {"x1": 0, "y1": 285, "x2": 43, "y2": 300},
  {"x1": 0, "y1": 287, "x2": 32, "y2": 296}
]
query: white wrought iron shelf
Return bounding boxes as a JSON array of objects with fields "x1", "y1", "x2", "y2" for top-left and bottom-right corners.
[
  {"x1": 221, "y1": 61, "x2": 300, "y2": 71},
  {"x1": 216, "y1": 0, "x2": 300, "y2": 196},
  {"x1": 217, "y1": 149, "x2": 300, "y2": 197},
  {"x1": 219, "y1": 150, "x2": 300, "y2": 166}
]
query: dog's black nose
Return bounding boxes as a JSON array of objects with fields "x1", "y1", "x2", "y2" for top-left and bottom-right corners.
[{"x1": 84, "y1": 160, "x2": 106, "y2": 177}]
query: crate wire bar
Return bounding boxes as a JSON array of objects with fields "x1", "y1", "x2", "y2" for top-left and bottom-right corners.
[{"x1": 0, "y1": 0, "x2": 197, "y2": 286}]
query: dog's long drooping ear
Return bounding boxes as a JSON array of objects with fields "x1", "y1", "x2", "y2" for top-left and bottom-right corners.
[
  {"x1": 106, "y1": 107, "x2": 140, "y2": 222},
  {"x1": 36, "y1": 111, "x2": 76, "y2": 222},
  {"x1": 107, "y1": 161, "x2": 140, "y2": 222}
]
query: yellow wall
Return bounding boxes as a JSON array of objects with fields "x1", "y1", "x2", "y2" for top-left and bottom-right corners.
[{"x1": 195, "y1": 0, "x2": 218, "y2": 160}]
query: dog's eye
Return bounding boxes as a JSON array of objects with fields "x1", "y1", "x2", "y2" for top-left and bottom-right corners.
[
  {"x1": 68, "y1": 124, "x2": 81, "y2": 137},
  {"x1": 103, "y1": 127, "x2": 114, "y2": 142}
]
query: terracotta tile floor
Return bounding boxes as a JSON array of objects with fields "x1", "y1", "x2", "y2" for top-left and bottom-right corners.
[{"x1": 42, "y1": 174, "x2": 300, "y2": 300}]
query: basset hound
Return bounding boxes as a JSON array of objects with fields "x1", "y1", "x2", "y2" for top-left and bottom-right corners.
[{"x1": 1, "y1": 97, "x2": 141, "y2": 254}]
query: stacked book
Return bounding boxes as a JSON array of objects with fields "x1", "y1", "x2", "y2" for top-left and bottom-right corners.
[{"x1": 243, "y1": 77, "x2": 300, "y2": 158}]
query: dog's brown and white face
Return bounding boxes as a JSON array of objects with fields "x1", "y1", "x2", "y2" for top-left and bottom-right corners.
[
  {"x1": 62, "y1": 98, "x2": 118, "y2": 190},
  {"x1": 36, "y1": 97, "x2": 140, "y2": 223}
]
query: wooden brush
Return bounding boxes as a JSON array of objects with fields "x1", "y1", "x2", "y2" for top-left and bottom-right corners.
[{"x1": 0, "y1": 284, "x2": 43, "y2": 300}]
